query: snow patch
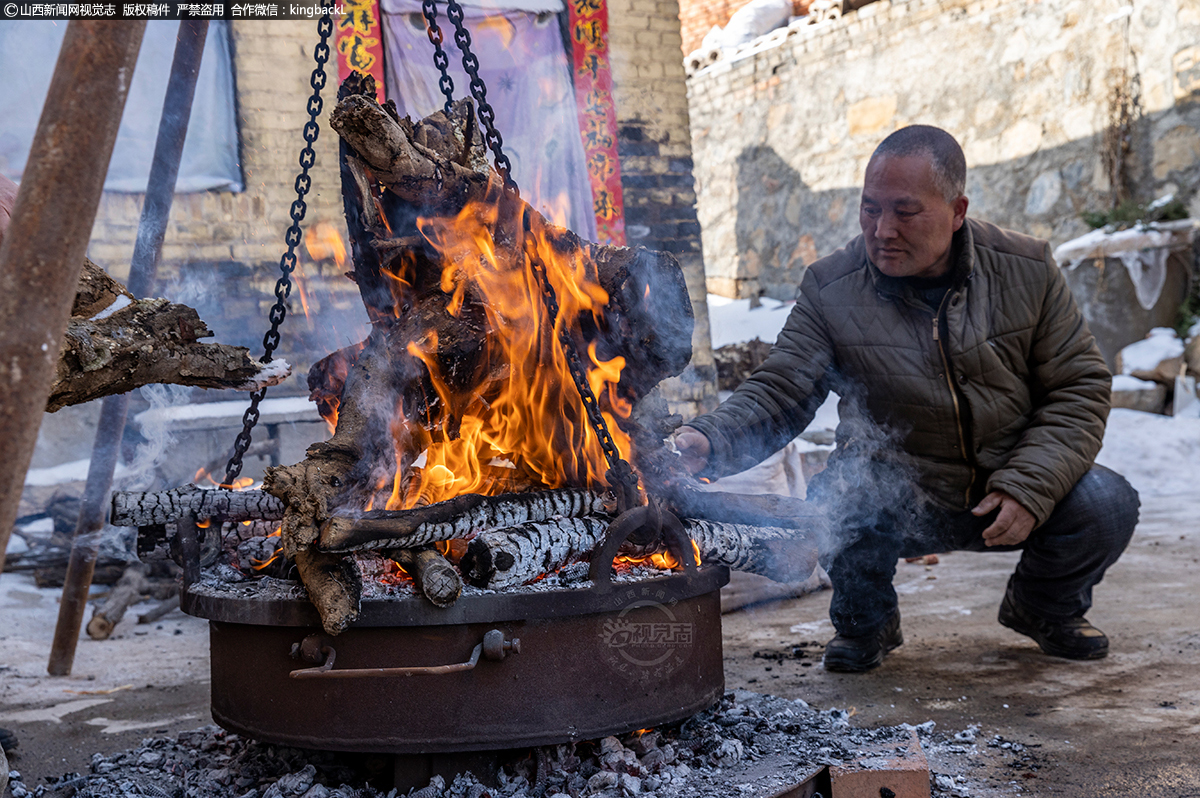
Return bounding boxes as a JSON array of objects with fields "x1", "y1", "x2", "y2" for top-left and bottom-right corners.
[
  {"x1": 1096, "y1": 408, "x2": 1200, "y2": 498},
  {"x1": 707, "y1": 294, "x2": 794, "y2": 349},
  {"x1": 1112, "y1": 374, "x2": 1160, "y2": 392},
  {"x1": 89, "y1": 294, "x2": 132, "y2": 320},
  {"x1": 1117, "y1": 328, "x2": 1184, "y2": 374},
  {"x1": 236, "y1": 358, "x2": 291, "y2": 390}
]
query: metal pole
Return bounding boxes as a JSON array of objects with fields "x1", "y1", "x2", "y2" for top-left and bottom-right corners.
[
  {"x1": 0, "y1": 22, "x2": 147, "y2": 578},
  {"x1": 48, "y1": 21, "x2": 209, "y2": 676}
]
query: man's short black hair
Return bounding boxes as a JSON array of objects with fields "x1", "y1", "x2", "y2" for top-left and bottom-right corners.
[{"x1": 870, "y1": 125, "x2": 966, "y2": 202}]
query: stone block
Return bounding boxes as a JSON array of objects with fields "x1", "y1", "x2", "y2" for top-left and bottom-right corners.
[
  {"x1": 846, "y1": 95, "x2": 897, "y2": 137},
  {"x1": 828, "y1": 729, "x2": 930, "y2": 798}
]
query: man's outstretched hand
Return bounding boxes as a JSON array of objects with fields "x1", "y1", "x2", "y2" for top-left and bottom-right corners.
[
  {"x1": 673, "y1": 425, "x2": 711, "y2": 476},
  {"x1": 973, "y1": 490, "x2": 1035, "y2": 547}
]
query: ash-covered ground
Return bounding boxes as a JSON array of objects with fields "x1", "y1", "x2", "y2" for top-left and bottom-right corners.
[{"x1": 5, "y1": 690, "x2": 1012, "y2": 798}]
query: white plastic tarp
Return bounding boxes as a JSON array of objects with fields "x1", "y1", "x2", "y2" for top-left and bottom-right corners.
[
  {"x1": 380, "y1": 0, "x2": 596, "y2": 238},
  {"x1": 0, "y1": 21, "x2": 242, "y2": 193}
]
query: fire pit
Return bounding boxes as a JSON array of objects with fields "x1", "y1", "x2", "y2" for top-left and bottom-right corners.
[
  {"x1": 185, "y1": 564, "x2": 728, "y2": 754},
  {"x1": 110, "y1": 73, "x2": 822, "y2": 780}
]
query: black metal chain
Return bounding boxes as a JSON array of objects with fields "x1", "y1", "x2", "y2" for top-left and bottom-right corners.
[
  {"x1": 442, "y1": 0, "x2": 515, "y2": 188},
  {"x1": 421, "y1": 0, "x2": 456, "y2": 113},
  {"x1": 524, "y1": 232, "x2": 640, "y2": 504},
  {"x1": 222, "y1": 14, "x2": 333, "y2": 489}
]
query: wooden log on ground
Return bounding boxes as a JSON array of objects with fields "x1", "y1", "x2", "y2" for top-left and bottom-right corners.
[
  {"x1": 86, "y1": 563, "x2": 150, "y2": 639},
  {"x1": 319, "y1": 488, "x2": 610, "y2": 552},
  {"x1": 111, "y1": 485, "x2": 285, "y2": 527},
  {"x1": 395, "y1": 548, "x2": 462, "y2": 607},
  {"x1": 137, "y1": 595, "x2": 180, "y2": 624},
  {"x1": 459, "y1": 517, "x2": 609, "y2": 589},
  {"x1": 295, "y1": 549, "x2": 362, "y2": 636},
  {"x1": 681, "y1": 519, "x2": 819, "y2": 585}
]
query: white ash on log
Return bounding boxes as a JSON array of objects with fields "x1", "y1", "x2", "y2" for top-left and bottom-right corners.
[
  {"x1": 318, "y1": 488, "x2": 609, "y2": 552},
  {"x1": 459, "y1": 517, "x2": 610, "y2": 589},
  {"x1": 394, "y1": 547, "x2": 462, "y2": 607},
  {"x1": 111, "y1": 485, "x2": 285, "y2": 527},
  {"x1": 682, "y1": 519, "x2": 818, "y2": 584},
  {"x1": 49, "y1": 260, "x2": 289, "y2": 412}
]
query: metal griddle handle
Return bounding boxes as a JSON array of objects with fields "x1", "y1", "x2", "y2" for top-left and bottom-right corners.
[{"x1": 288, "y1": 629, "x2": 520, "y2": 679}]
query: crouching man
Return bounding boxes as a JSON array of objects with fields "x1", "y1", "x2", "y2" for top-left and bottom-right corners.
[{"x1": 675, "y1": 125, "x2": 1139, "y2": 672}]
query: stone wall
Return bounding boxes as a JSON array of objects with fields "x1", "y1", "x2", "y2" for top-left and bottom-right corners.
[
  {"x1": 608, "y1": 0, "x2": 718, "y2": 415},
  {"x1": 688, "y1": 0, "x2": 1200, "y2": 300}
]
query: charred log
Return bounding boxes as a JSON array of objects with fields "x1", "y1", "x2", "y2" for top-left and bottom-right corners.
[
  {"x1": 295, "y1": 549, "x2": 362, "y2": 636},
  {"x1": 395, "y1": 547, "x2": 462, "y2": 607},
  {"x1": 319, "y1": 488, "x2": 609, "y2": 553},
  {"x1": 682, "y1": 519, "x2": 819, "y2": 584},
  {"x1": 667, "y1": 487, "x2": 827, "y2": 531},
  {"x1": 110, "y1": 485, "x2": 285, "y2": 527},
  {"x1": 459, "y1": 517, "x2": 609, "y2": 589}
]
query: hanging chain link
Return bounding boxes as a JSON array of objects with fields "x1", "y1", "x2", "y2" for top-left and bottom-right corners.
[
  {"x1": 421, "y1": 0, "x2": 456, "y2": 114},
  {"x1": 525, "y1": 235, "x2": 639, "y2": 502},
  {"x1": 442, "y1": 0, "x2": 515, "y2": 188},
  {"x1": 222, "y1": 14, "x2": 333, "y2": 488}
]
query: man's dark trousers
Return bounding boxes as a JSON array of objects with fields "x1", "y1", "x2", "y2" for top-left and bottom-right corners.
[{"x1": 807, "y1": 461, "x2": 1140, "y2": 637}]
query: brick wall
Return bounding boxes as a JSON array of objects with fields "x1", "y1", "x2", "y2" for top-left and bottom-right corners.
[
  {"x1": 607, "y1": 0, "x2": 719, "y2": 417},
  {"x1": 688, "y1": 0, "x2": 1200, "y2": 299}
]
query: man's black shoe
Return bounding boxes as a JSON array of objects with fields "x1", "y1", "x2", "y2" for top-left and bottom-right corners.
[
  {"x1": 822, "y1": 611, "x2": 903, "y2": 673},
  {"x1": 998, "y1": 591, "x2": 1108, "y2": 660}
]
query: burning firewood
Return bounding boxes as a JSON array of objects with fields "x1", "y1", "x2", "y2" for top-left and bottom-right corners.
[
  {"x1": 110, "y1": 484, "x2": 286, "y2": 527},
  {"x1": 459, "y1": 517, "x2": 610, "y2": 590},
  {"x1": 682, "y1": 520, "x2": 820, "y2": 585},
  {"x1": 257, "y1": 75, "x2": 696, "y2": 632},
  {"x1": 318, "y1": 488, "x2": 610, "y2": 553},
  {"x1": 48, "y1": 260, "x2": 289, "y2": 412},
  {"x1": 394, "y1": 547, "x2": 462, "y2": 607}
]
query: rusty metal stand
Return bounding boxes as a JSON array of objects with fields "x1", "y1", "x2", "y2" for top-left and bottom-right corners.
[
  {"x1": 47, "y1": 21, "x2": 209, "y2": 676},
  {"x1": 0, "y1": 22, "x2": 147, "y2": 578}
]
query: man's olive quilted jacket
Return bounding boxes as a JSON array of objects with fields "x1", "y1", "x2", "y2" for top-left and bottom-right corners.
[{"x1": 687, "y1": 218, "x2": 1111, "y2": 525}]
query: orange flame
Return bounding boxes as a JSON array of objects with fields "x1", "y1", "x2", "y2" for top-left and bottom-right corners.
[
  {"x1": 304, "y1": 221, "x2": 348, "y2": 267},
  {"x1": 614, "y1": 539, "x2": 702, "y2": 572},
  {"x1": 250, "y1": 526, "x2": 284, "y2": 571},
  {"x1": 384, "y1": 199, "x2": 634, "y2": 509}
]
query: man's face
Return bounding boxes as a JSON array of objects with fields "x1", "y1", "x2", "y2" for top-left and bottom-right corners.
[{"x1": 859, "y1": 154, "x2": 968, "y2": 279}]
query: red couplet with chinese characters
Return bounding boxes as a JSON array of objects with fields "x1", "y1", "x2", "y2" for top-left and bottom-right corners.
[
  {"x1": 567, "y1": 0, "x2": 626, "y2": 246},
  {"x1": 337, "y1": 0, "x2": 387, "y2": 100}
]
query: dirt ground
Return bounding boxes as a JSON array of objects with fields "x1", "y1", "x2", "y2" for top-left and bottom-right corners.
[
  {"x1": 722, "y1": 489, "x2": 1200, "y2": 796},
  {"x1": 1, "y1": 490, "x2": 1198, "y2": 796}
]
